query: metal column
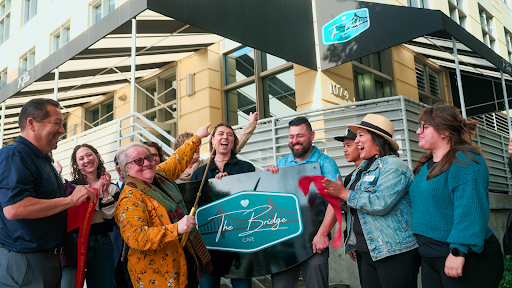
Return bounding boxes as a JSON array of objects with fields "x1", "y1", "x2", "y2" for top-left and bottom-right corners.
[
  {"x1": 501, "y1": 71, "x2": 512, "y2": 137},
  {"x1": 452, "y1": 37, "x2": 467, "y2": 119},
  {"x1": 130, "y1": 19, "x2": 136, "y2": 119},
  {"x1": 54, "y1": 68, "x2": 59, "y2": 101},
  {"x1": 0, "y1": 102, "x2": 5, "y2": 148}
]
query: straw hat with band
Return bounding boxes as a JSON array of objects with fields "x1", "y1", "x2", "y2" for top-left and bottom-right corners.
[
  {"x1": 347, "y1": 114, "x2": 399, "y2": 151},
  {"x1": 334, "y1": 128, "x2": 357, "y2": 142}
]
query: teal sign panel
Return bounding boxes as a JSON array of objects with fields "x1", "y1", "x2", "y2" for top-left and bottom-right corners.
[
  {"x1": 195, "y1": 191, "x2": 303, "y2": 253},
  {"x1": 322, "y1": 8, "x2": 370, "y2": 45}
]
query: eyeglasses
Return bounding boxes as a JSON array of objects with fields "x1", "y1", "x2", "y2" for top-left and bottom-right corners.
[
  {"x1": 125, "y1": 154, "x2": 155, "y2": 167},
  {"x1": 418, "y1": 123, "x2": 432, "y2": 133}
]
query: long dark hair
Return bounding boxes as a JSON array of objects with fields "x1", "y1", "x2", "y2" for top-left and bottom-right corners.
[
  {"x1": 144, "y1": 141, "x2": 165, "y2": 164},
  {"x1": 368, "y1": 130, "x2": 399, "y2": 158},
  {"x1": 70, "y1": 144, "x2": 106, "y2": 185},
  {"x1": 413, "y1": 104, "x2": 481, "y2": 179},
  {"x1": 209, "y1": 123, "x2": 239, "y2": 155}
]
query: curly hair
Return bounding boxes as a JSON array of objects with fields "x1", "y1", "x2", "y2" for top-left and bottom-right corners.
[
  {"x1": 70, "y1": 144, "x2": 107, "y2": 185},
  {"x1": 173, "y1": 132, "x2": 194, "y2": 150},
  {"x1": 144, "y1": 142, "x2": 165, "y2": 164}
]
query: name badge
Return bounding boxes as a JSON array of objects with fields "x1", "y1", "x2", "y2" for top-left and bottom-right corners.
[{"x1": 363, "y1": 176, "x2": 375, "y2": 182}]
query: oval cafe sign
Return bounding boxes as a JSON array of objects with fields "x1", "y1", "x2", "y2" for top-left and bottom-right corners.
[{"x1": 195, "y1": 191, "x2": 303, "y2": 253}]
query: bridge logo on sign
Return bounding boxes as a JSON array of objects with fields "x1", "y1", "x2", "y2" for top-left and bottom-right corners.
[
  {"x1": 322, "y1": 8, "x2": 370, "y2": 45},
  {"x1": 196, "y1": 191, "x2": 303, "y2": 253}
]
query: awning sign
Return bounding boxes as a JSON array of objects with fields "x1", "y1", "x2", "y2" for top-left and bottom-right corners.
[
  {"x1": 196, "y1": 191, "x2": 303, "y2": 253},
  {"x1": 322, "y1": 8, "x2": 370, "y2": 45}
]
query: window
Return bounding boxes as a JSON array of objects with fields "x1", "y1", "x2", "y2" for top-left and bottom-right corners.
[
  {"x1": 506, "y1": 29, "x2": 512, "y2": 62},
  {"x1": 90, "y1": 0, "x2": 115, "y2": 25},
  {"x1": 480, "y1": 7, "x2": 496, "y2": 51},
  {"x1": 51, "y1": 22, "x2": 70, "y2": 53},
  {"x1": 21, "y1": 0, "x2": 37, "y2": 26},
  {"x1": 0, "y1": 69, "x2": 6, "y2": 89},
  {"x1": 19, "y1": 49, "x2": 35, "y2": 75},
  {"x1": 0, "y1": 0, "x2": 11, "y2": 45},
  {"x1": 503, "y1": 0, "x2": 511, "y2": 9},
  {"x1": 352, "y1": 51, "x2": 394, "y2": 101},
  {"x1": 86, "y1": 100, "x2": 114, "y2": 128},
  {"x1": 415, "y1": 61, "x2": 445, "y2": 105},
  {"x1": 448, "y1": 0, "x2": 468, "y2": 30},
  {"x1": 223, "y1": 42, "x2": 295, "y2": 126},
  {"x1": 408, "y1": 0, "x2": 431, "y2": 8}
]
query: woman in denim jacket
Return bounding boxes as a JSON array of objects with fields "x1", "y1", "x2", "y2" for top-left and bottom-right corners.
[{"x1": 323, "y1": 114, "x2": 420, "y2": 288}]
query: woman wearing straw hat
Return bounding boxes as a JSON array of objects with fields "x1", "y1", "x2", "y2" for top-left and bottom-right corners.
[{"x1": 323, "y1": 114, "x2": 420, "y2": 288}]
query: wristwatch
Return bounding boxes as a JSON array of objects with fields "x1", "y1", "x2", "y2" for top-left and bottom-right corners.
[{"x1": 450, "y1": 247, "x2": 467, "y2": 257}]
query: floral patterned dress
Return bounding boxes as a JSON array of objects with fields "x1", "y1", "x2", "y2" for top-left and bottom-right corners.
[{"x1": 115, "y1": 136, "x2": 201, "y2": 288}]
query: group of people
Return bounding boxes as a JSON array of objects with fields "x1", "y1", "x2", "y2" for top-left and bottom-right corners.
[{"x1": 0, "y1": 98, "x2": 505, "y2": 288}]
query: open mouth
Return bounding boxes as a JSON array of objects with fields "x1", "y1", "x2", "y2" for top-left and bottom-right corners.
[{"x1": 220, "y1": 141, "x2": 229, "y2": 148}]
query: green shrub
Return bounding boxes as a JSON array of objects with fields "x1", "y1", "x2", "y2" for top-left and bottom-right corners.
[{"x1": 501, "y1": 256, "x2": 512, "y2": 288}]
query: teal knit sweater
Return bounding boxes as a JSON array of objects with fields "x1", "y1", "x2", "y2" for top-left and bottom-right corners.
[{"x1": 409, "y1": 151, "x2": 493, "y2": 254}]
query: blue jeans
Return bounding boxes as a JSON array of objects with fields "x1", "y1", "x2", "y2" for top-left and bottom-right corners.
[
  {"x1": 85, "y1": 234, "x2": 115, "y2": 288},
  {"x1": 61, "y1": 267, "x2": 77, "y2": 288},
  {"x1": 199, "y1": 274, "x2": 252, "y2": 288}
]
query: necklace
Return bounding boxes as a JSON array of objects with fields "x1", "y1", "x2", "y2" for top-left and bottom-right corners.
[{"x1": 214, "y1": 159, "x2": 228, "y2": 162}]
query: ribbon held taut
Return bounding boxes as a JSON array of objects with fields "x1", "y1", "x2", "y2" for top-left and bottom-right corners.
[
  {"x1": 67, "y1": 187, "x2": 98, "y2": 288},
  {"x1": 298, "y1": 175, "x2": 343, "y2": 249}
]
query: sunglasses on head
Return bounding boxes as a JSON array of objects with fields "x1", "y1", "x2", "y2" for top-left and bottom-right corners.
[{"x1": 125, "y1": 154, "x2": 155, "y2": 167}]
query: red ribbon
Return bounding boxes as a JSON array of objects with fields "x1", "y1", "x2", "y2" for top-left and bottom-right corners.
[
  {"x1": 67, "y1": 188, "x2": 98, "y2": 288},
  {"x1": 298, "y1": 175, "x2": 343, "y2": 249}
]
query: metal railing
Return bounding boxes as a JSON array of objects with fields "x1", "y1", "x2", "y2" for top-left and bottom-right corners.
[{"x1": 234, "y1": 95, "x2": 512, "y2": 194}]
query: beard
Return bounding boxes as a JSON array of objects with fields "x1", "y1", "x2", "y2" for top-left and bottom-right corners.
[{"x1": 289, "y1": 139, "x2": 313, "y2": 159}]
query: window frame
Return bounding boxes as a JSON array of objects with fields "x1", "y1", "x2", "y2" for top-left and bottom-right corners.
[
  {"x1": 0, "y1": 0, "x2": 11, "y2": 45},
  {"x1": 351, "y1": 50, "x2": 395, "y2": 102},
  {"x1": 89, "y1": 0, "x2": 115, "y2": 26},
  {"x1": 479, "y1": 6, "x2": 496, "y2": 51},
  {"x1": 0, "y1": 68, "x2": 7, "y2": 89},
  {"x1": 448, "y1": 0, "x2": 468, "y2": 30},
  {"x1": 414, "y1": 59, "x2": 446, "y2": 105},
  {"x1": 19, "y1": 48, "x2": 35, "y2": 75},
  {"x1": 51, "y1": 21, "x2": 71, "y2": 53},
  {"x1": 21, "y1": 0, "x2": 37, "y2": 26}
]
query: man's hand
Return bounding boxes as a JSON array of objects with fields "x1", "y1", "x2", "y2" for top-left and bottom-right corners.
[
  {"x1": 265, "y1": 165, "x2": 279, "y2": 174},
  {"x1": 444, "y1": 253, "x2": 465, "y2": 278},
  {"x1": 196, "y1": 123, "x2": 212, "y2": 139},
  {"x1": 249, "y1": 112, "x2": 259, "y2": 125},
  {"x1": 348, "y1": 250, "x2": 357, "y2": 262},
  {"x1": 69, "y1": 185, "x2": 97, "y2": 206},
  {"x1": 215, "y1": 172, "x2": 228, "y2": 180},
  {"x1": 177, "y1": 215, "x2": 197, "y2": 234},
  {"x1": 312, "y1": 231, "x2": 330, "y2": 253}
]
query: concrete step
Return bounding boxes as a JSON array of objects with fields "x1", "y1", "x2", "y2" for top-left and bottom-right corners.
[{"x1": 218, "y1": 276, "x2": 348, "y2": 288}]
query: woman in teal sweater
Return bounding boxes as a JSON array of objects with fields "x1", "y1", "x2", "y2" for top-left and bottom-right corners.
[{"x1": 409, "y1": 104, "x2": 503, "y2": 288}]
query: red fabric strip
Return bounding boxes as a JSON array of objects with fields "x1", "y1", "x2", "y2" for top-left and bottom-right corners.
[
  {"x1": 298, "y1": 175, "x2": 343, "y2": 249},
  {"x1": 67, "y1": 188, "x2": 98, "y2": 288}
]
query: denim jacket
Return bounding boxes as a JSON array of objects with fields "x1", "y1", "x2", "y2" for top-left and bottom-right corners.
[{"x1": 345, "y1": 155, "x2": 417, "y2": 261}]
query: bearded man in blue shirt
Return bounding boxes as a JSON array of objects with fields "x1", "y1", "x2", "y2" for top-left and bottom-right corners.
[
  {"x1": 265, "y1": 116, "x2": 340, "y2": 288},
  {"x1": 0, "y1": 99, "x2": 97, "y2": 287}
]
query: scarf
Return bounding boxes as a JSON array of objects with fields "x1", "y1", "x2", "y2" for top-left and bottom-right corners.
[{"x1": 125, "y1": 175, "x2": 212, "y2": 277}]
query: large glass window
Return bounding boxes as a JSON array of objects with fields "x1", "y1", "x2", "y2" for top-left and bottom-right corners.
[
  {"x1": 506, "y1": 29, "x2": 512, "y2": 63},
  {"x1": 449, "y1": 0, "x2": 468, "y2": 30},
  {"x1": 0, "y1": 69, "x2": 6, "y2": 89},
  {"x1": 352, "y1": 50, "x2": 393, "y2": 101},
  {"x1": 0, "y1": 0, "x2": 11, "y2": 45},
  {"x1": 222, "y1": 42, "x2": 294, "y2": 126},
  {"x1": 479, "y1": 6, "x2": 496, "y2": 51},
  {"x1": 86, "y1": 100, "x2": 114, "y2": 128},
  {"x1": 90, "y1": 0, "x2": 115, "y2": 25},
  {"x1": 225, "y1": 46, "x2": 255, "y2": 85},
  {"x1": 22, "y1": 0, "x2": 37, "y2": 26},
  {"x1": 19, "y1": 48, "x2": 35, "y2": 75},
  {"x1": 51, "y1": 21, "x2": 70, "y2": 53}
]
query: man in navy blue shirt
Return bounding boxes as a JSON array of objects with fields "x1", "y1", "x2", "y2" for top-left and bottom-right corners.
[
  {"x1": 0, "y1": 99, "x2": 97, "y2": 287},
  {"x1": 265, "y1": 117, "x2": 341, "y2": 288}
]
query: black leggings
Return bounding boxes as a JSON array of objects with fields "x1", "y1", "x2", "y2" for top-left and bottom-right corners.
[
  {"x1": 356, "y1": 248, "x2": 421, "y2": 288},
  {"x1": 421, "y1": 248, "x2": 503, "y2": 288}
]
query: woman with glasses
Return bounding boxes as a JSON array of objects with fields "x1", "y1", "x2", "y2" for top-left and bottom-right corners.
[
  {"x1": 190, "y1": 123, "x2": 255, "y2": 288},
  {"x1": 114, "y1": 123, "x2": 212, "y2": 288},
  {"x1": 322, "y1": 114, "x2": 420, "y2": 288},
  {"x1": 410, "y1": 104, "x2": 503, "y2": 288},
  {"x1": 68, "y1": 144, "x2": 121, "y2": 288}
]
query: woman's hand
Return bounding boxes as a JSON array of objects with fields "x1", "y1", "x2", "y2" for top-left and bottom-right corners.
[
  {"x1": 215, "y1": 172, "x2": 228, "y2": 180},
  {"x1": 323, "y1": 175, "x2": 349, "y2": 200},
  {"x1": 177, "y1": 215, "x2": 197, "y2": 234},
  {"x1": 196, "y1": 123, "x2": 212, "y2": 139},
  {"x1": 55, "y1": 161, "x2": 62, "y2": 175},
  {"x1": 249, "y1": 112, "x2": 259, "y2": 125},
  {"x1": 444, "y1": 253, "x2": 465, "y2": 278}
]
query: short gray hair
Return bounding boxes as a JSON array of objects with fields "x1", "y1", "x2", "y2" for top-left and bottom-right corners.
[{"x1": 116, "y1": 143, "x2": 151, "y2": 173}]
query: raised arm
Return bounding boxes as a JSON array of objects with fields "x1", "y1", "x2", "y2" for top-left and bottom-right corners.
[{"x1": 236, "y1": 112, "x2": 258, "y2": 153}]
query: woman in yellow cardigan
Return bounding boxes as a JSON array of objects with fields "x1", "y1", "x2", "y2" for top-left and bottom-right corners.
[{"x1": 114, "y1": 123, "x2": 211, "y2": 288}]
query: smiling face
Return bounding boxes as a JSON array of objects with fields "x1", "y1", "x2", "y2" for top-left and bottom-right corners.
[
  {"x1": 126, "y1": 146, "x2": 156, "y2": 183},
  {"x1": 354, "y1": 128, "x2": 379, "y2": 160},
  {"x1": 288, "y1": 124, "x2": 315, "y2": 160},
  {"x1": 343, "y1": 138, "x2": 360, "y2": 163},
  {"x1": 212, "y1": 126, "x2": 235, "y2": 156},
  {"x1": 75, "y1": 147, "x2": 99, "y2": 175},
  {"x1": 32, "y1": 105, "x2": 65, "y2": 154},
  {"x1": 148, "y1": 146, "x2": 161, "y2": 166}
]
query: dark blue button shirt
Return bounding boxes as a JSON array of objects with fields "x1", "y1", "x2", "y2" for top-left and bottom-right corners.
[{"x1": 0, "y1": 136, "x2": 67, "y2": 252}]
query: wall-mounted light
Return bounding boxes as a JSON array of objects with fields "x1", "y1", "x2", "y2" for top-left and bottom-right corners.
[
  {"x1": 186, "y1": 74, "x2": 195, "y2": 96},
  {"x1": 118, "y1": 94, "x2": 127, "y2": 101}
]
